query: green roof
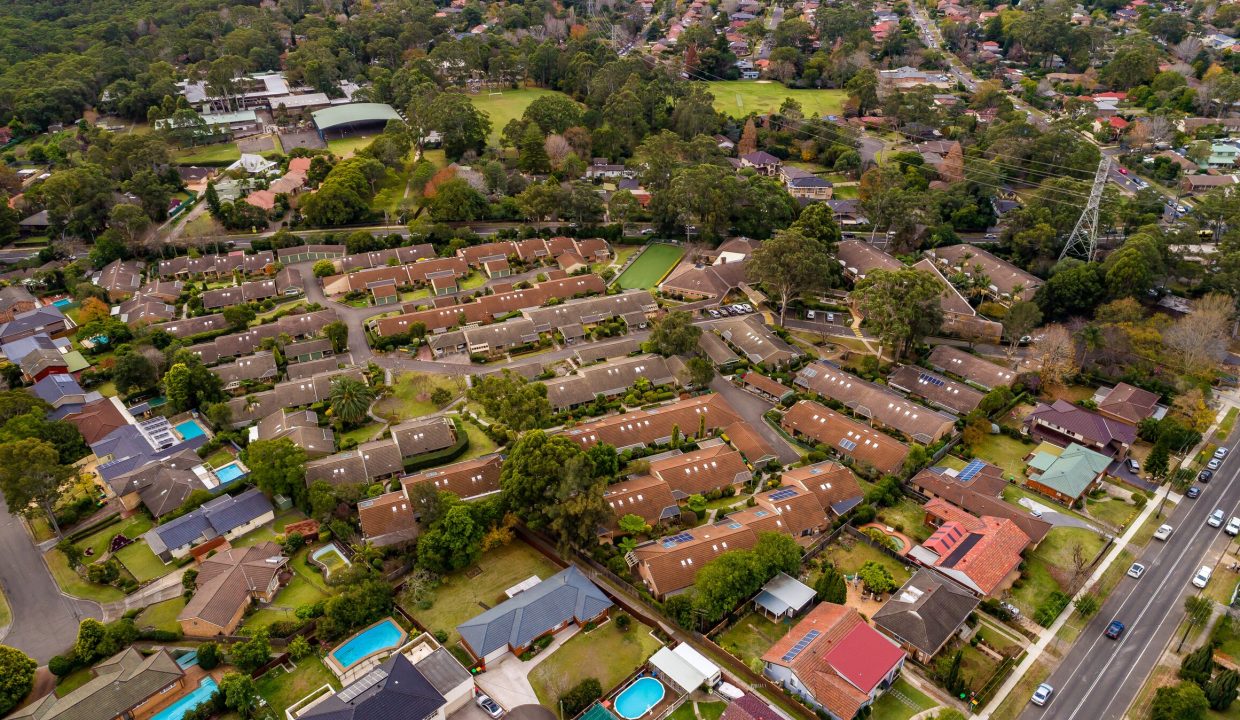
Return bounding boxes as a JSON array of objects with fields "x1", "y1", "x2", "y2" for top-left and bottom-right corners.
[
  {"x1": 1032, "y1": 443, "x2": 1111, "y2": 498},
  {"x1": 581, "y1": 704, "x2": 620, "y2": 720},
  {"x1": 63, "y1": 350, "x2": 89, "y2": 373},
  {"x1": 311, "y1": 103, "x2": 402, "y2": 130}
]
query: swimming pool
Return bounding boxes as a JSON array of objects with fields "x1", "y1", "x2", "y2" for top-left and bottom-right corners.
[
  {"x1": 175, "y1": 420, "x2": 205, "y2": 441},
  {"x1": 215, "y1": 462, "x2": 246, "y2": 483},
  {"x1": 51, "y1": 298, "x2": 73, "y2": 309},
  {"x1": 150, "y1": 678, "x2": 218, "y2": 720},
  {"x1": 329, "y1": 619, "x2": 405, "y2": 670},
  {"x1": 614, "y1": 677, "x2": 665, "y2": 720}
]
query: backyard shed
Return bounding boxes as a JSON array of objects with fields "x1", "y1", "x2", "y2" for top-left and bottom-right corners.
[
  {"x1": 754, "y1": 572, "x2": 817, "y2": 619},
  {"x1": 648, "y1": 643, "x2": 721, "y2": 693}
]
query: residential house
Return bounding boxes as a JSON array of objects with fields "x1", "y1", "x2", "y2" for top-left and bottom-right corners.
[
  {"x1": 659, "y1": 259, "x2": 750, "y2": 302},
  {"x1": 761, "y1": 602, "x2": 906, "y2": 720},
  {"x1": 0, "y1": 306, "x2": 69, "y2": 343},
  {"x1": 21, "y1": 347, "x2": 69, "y2": 382},
  {"x1": 780, "y1": 167, "x2": 833, "y2": 200},
  {"x1": 1094, "y1": 383, "x2": 1164, "y2": 426},
  {"x1": 632, "y1": 521, "x2": 758, "y2": 598},
  {"x1": 717, "y1": 317, "x2": 802, "y2": 367},
  {"x1": 1183, "y1": 174, "x2": 1237, "y2": 195},
  {"x1": 9, "y1": 649, "x2": 186, "y2": 720},
  {"x1": 872, "y1": 569, "x2": 979, "y2": 663},
  {"x1": 250, "y1": 408, "x2": 335, "y2": 458},
  {"x1": 1025, "y1": 400, "x2": 1136, "y2": 458},
  {"x1": 836, "y1": 239, "x2": 903, "y2": 280},
  {"x1": 926, "y1": 346, "x2": 1016, "y2": 390},
  {"x1": 648, "y1": 444, "x2": 753, "y2": 498},
  {"x1": 358, "y1": 490, "x2": 419, "y2": 547},
  {"x1": 211, "y1": 352, "x2": 279, "y2": 391},
  {"x1": 402, "y1": 455, "x2": 504, "y2": 504},
  {"x1": 719, "y1": 696, "x2": 784, "y2": 720},
  {"x1": 909, "y1": 500, "x2": 1030, "y2": 595},
  {"x1": 0, "y1": 285, "x2": 36, "y2": 322},
  {"x1": 887, "y1": 365, "x2": 983, "y2": 416},
  {"x1": 543, "y1": 354, "x2": 677, "y2": 411},
  {"x1": 144, "y1": 488, "x2": 275, "y2": 561},
  {"x1": 700, "y1": 333, "x2": 741, "y2": 370},
  {"x1": 305, "y1": 416, "x2": 457, "y2": 486},
  {"x1": 560, "y1": 393, "x2": 743, "y2": 451},
  {"x1": 910, "y1": 258, "x2": 1003, "y2": 344},
  {"x1": 780, "y1": 461, "x2": 864, "y2": 517},
  {"x1": 63, "y1": 397, "x2": 132, "y2": 445},
  {"x1": 603, "y1": 474, "x2": 681, "y2": 536},
  {"x1": 780, "y1": 400, "x2": 911, "y2": 474},
  {"x1": 879, "y1": 66, "x2": 952, "y2": 88},
  {"x1": 795, "y1": 362, "x2": 957, "y2": 443},
  {"x1": 456, "y1": 565, "x2": 612, "y2": 664},
  {"x1": 911, "y1": 466, "x2": 1052, "y2": 547},
  {"x1": 31, "y1": 373, "x2": 93, "y2": 410},
  {"x1": 298, "y1": 653, "x2": 459, "y2": 720},
  {"x1": 106, "y1": 449, "x2": 215, "y2": 518},
  {"x1": 1024, "y1": 441, "x2": 1113, "y2": 504},
  {"x1": 740, "y1": 151, "x2": 782, "y2": 176},
  {"x1": 95, "y1": 260, "x2": 143, "y2": 301},
  {"x1": 925, "y1": 245, "x2": 1042, "y2": 303},
  {"x1": 223, "y1": 367, "x2": 364, "y2": 426},
  {"x1": 741, "y1": 372, "x2": 794, "y2": 403},
  {"x1": 178, "y1": 542, "x2": 287, "y2": 636},
  {"x1": 276, "y1": 244, "x2": 346, "y2": 264}
]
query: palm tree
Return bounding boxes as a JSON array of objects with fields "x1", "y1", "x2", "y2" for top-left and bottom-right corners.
[
  {"x1": 1075, "y1": 324, "x2": 1104, "y2": 368},
  {"x1": 330, "y1": 376, "x2": 375, "y2": 426}
]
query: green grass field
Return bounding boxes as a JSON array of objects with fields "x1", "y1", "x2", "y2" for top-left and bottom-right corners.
[
  {"x1": 468, "y1": 88, "x2": 577, "y2": 143},
  {"x1": 327, "y1": 135, "x2": 376, "y2": 158},
  {"x1": 708, "y1": 81, "x2": 847, "y2": 119},
  {"x1": 373, "y1": 372, "x2": 465, "y2": 423},
  {"x1": 176, "y1": 142, "x2": 241, "y2": 165},
  {"x1": 614, "y1": 244, "x2": 685, "y2": 290}
]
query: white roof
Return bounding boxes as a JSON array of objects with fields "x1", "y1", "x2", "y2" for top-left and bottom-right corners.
[
  {"x1": 672, "y1": 643, "x2": 720, "y2": 685},
  {"x1": 649, "y1": 646, "x2": 708, "y2": 692}
]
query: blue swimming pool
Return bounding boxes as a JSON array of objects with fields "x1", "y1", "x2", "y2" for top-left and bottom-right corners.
[
  {"x1": 613, "y1": 677, "x2": 665, "y2": 720},
  {"x1": 175, "y1": 420, "x2": 205, "y2": 441},
  {"x1": 52, "y1": 298, "x2": 73, "y2": 309},
  {"x1": 215, "y1": 462, "x2": 245, "y2": 483},
  {"x1": 150, "y1": 678, "x2": 218, "y2": 720},
  {"x1": 329, "y1": 619, "x2": 405, "y2": 669}
]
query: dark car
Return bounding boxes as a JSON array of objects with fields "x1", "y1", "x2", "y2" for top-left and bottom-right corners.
[
  {"x1": 1188, "y1": 486, "x2": 1202, "y2": 499},
  {"x1": 1105, "y1": 620, "x2": 1126, "y2": 639},
  {"x1": 1199, "y1": 470, "x2": 1214, "y2": 483}
]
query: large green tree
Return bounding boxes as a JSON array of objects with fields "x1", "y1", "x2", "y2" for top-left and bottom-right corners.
[
  {"x1": 329, "y1": 376, "x2": 375, "y2": 426},
  {"x1": 0, "y1": 438, "x2": 70, "y2": 537},
  {"x1": 431, "y1": 92, "x2": 492, "y2": 160},
  {"x1": 245, "y1": 439, "x2": 307, "y2": 507},
  {"x1": 417, "y1": 503, "x2": 485, "y2": 573},
  {"x1": 748, "y1": 228, "x2": 836, "y2": 325},
  {"x1": 467, "y1": 370, "x2": 553, "y2": 431},
  {"x1": 852, "y1": 268, "x2": 945, "y2": 359},
  {"x1": 649, "y1": 310, "x2": 701, "y2": 356},
  {"x1": 0, "y1": 645, "x2": 35, "y2": 715}
]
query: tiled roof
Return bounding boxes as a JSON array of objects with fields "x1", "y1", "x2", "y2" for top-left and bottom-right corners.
[
  {"x1": 911, "y1": 468, "x2": 1051, "y2": 543},
  {"x1": 782, "y1": 461, "x2": 864, "y2": 516},
  {"x1": 633, "y1": 522, "x2": 758, "y2": 596},
  {"x1": 1028, "y1": 442, "x2": 1113, "y2": 498},
  {"x1": 300, "y1": 653, "x2": 446, "y2": 720},
  {"x1": 358, "y1": 490, "x2": 419, "y2": 546},
  {"x1": 795, "y1": 362, "x2": 956, "y2": 443},
  {"x1": 604, "y1": 475, "x2": 680, "y2": 530},
  {"x1": 716, "y1": 317, "x2": 802, "y2": 366},
  {"x1": 561, "y1": 394, "x2": 742, "y2": 450},
  {"x1": 836, "y1": 240, "x2": 903, "y2": 277},
  {"x1": 64, "y1": 398, "x2": 131, "y2": 445},
  {"x1": 913, "y1": 507, "x2": 1030, "y2": 595},
  {"x1": 649, "y1": 445, "x2": 752, "y2": 498},
  {"x1": 391, "y1": 416, "x2": 456, "y2": 457},
  {"x1": 1028, "y1": 400, "x2": 1137, "y2": 451},
  {"x1": 543, "y1": 354, "x2": 676, "y2": 410},
  {"x1": 927, "y1": 346, "x2": 1015, "y2": 390},
  {"x1": 873, "y1": 569, "x2": 979, "y2": 657},
  {"x1": 887, "y1": 365, "x2": 983, "y2": 416},
  {"x1": 457, "y1": 565, "x2": 613, "y2": 656},
  {"x1": 146, "y1": 488, "x2": 273, "y2": 555},
  {"x1": 8, "y1": 649, "x2": 184, "y2": 720},
  {"x1": 780, "y1": 401, "x2": 910, "y2": 474},
  {"x1": 927, "y1": 245, "x2": 1042, "y2": 301},
  {"x1": 179, "y1": 542, "x2": 286, "y2": 628},
  {"x1": 402, "y1": 455, "x2": 503, "y2": 501},
  {"x1": 1097, "y1": 383, "x2": 1160, "y2": 425},
  {"x1": 742, "y1": 372, "x2": 793, "y2": 399}
]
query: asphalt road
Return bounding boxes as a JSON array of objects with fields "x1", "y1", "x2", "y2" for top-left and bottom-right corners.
[
  {"x1": 1019, "y1": 435, "x2": 1240, "y2": 720},
  {"x1": 0, "y1": 497, "x2": 100, "y2": 663}
]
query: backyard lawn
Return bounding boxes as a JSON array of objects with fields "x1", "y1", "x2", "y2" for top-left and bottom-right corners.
[
  {"x1": 460, "y1": 272, "x2": 488, "y2": 290},
  {"x1": 528, "y1": 619, "x2": 663, "y2": 705},
  {"x1": 876, "y1": 497, "x2": 933, "y2": 542},
  {"x1": 45, "y1": 549, "x2": 126, "y2": 603},
  {"x1": 410, "y1": 540, "x2": 559, "y2": 646},
  {"x1": 75, "y1": 515, "x2": 153, "y2": 560},
  {"x1": 960, "y1": 433, "x2": 1037, "y2": 481},
  {"x1": 707, "y1": 81, "x2": 847, "y2": 118},
  {"x1": 715, "y1": 611, "x2": 791, "y2": 667},
  {"x1": 338, "y1": 422, "x2": 384, "y2": 447},
  {"x1": 373, "y1": 372, "x2": 466, "y2": 422},
  {"x1": 176, "y1": 142, "x2": 241, "y2": 164},
  {"x1": 868, "y1": 677, "x2": 937, "y2": 720},
  {"x1": 668, "y1": 702, "x2": 725, "y2": 720},
  {"x1": 135, "y1": 597, "x2": 187, "y2": 633},
  {"x1": 614, "y1": 244, "x2": 685, "y2": 290},
  {"x1": 116, "y1": 540, "x2": 175, "y2": 583},
  {"x1": 821, "y1": 536, "x2": 913, "y2": 587},
  {"x1": 1008, "y1": 527, "x2": 1106, "y2": 616},
  {"x1": 468, "y1": 88, "x2": 578, "y2": 143},
  {"x1": 244, "y1": 547, "x2": 331, "y2": 632},
  {"x1": 232, "y1": 508, "x2": 310, "y2": 548},
  {"x1": 460, "y1": 421, "x2": 500, "y2": 461},
  {"x1": 1085, "y1": 496, "x2": 1138, "y2": 530},
  {"x1": 257, "y1": 656, "x2": 338, "y2": 714}
]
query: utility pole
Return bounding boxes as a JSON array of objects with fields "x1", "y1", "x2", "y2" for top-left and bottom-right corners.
[{"x1": 1059, "y1": 157, "x2": 1111, "y2": 263}]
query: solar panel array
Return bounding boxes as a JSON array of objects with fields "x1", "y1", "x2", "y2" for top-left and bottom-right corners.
[
  {"x1": 338, "y1": 668, "x2": 389, "y2": 703},
  {"x1": 770, "y1": 487, "x2": 798, "y2": 501},
  {"x1": 781, "y1": 630, "x2": 822, "y2": 662},
  {"x1": 662, "y1": 532, "x2": 694, "y2": 548},
  {"x1": 957, "y1": 458, "x2": 987, "y2": 482},
  {"x1": 919, "y1": 372, "x2": 945, "y2": 387},
  {"x1": 839, "y1": 438, "x2": 857, "y2": 451}
]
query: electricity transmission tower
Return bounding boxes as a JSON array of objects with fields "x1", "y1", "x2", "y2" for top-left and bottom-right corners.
[{"x1": 1058, "y1": 156, "x2": 1111, "y2": 263}]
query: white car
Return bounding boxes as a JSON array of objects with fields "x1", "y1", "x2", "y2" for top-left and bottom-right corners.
[
  {"x1": 1154, "y1": 524, "x2": 1174, "y2": 541},
  {"x1": 1209, "y1": 457, "x2": 1223, "y2": 470},
  {"x1": 639, "y1": 228, "x2": 655, "y2": 235},
  {"x1": 1128, "y1": 562, "x2": 1146, "y2": 579},
  {"x1": 1216, "y1": 447, "x2": 1230, "y2": 460},
  {"x1": 826, "y1": 312, "x2": 836, "y2": 323},
  {"x1": 806, "y1": 310, "x2": 816, "y2": 320},
  {"x1": 1032, "y1": 683, "x2": 1054, "y2": 706},
  {"x1": 475, "y1": 694, "x2": 504, "y2": 719},
  {"x1": 1227, "y1": 517, "x2": 1240, "y2": 536},
  {"x1": 1210, "y1": 509, "x2": 1226, "y2": 527},
  {"x1": 1193, "y1": 566, "x2": 1213, "y2": 589}
]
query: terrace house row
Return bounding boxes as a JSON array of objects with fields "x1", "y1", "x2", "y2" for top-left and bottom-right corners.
[
  {"x1": 187, "y1": 309, "x2": 337, "y2": 365},
  {"x1": 924, "y1": 245, "x2": 1043, "y2": 304},
  {"x1": 223, "y1": 366, "x2": 365, "y2": 425},
  {"x1": 629, "y1": 460, "x2": 863, "y2": 597},
  {"x1": 200, "y1": 267, "x2": 304, "y2": 309},
  {"x1": 305, "y1": 415, "x2": 458, "y2": 485},
  {"x1": 321, "y1": 256, "x2": 470, "y2": 298},
  {"x1": 781, "y1": 400, "x2": 911, "y2": 475},
  {"x1": 158, "y1": 250, "x2": 276, "y2": 278},
  {"x1": 602, "y1": 444, "x2": 753, "y2": 535},
  {"x1": 795, "y1": 362, "x2": 957, "y2": 444},
  {"x1": 544, "y1": 354, "x2": 677, "y2": 411},
  {"x1": 926, "y1": 346, "x2": 1016, "y2": 391}
]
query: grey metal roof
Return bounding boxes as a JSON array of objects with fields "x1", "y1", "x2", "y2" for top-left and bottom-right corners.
[
  {"x1": 413, "y1": 648, "x2": 471, "y2": 696},
  {"x1": 301, "y1": 654, "x2": 445, "y2": 720},
  {"x1": 753, "y1": 572, "x2": 816, "y2": 616},
  {"x1": 457, "y1": 565, "x2": 613, "y2": 657},
  {"x1": 147, "y1": 488, "x2": 273, "y2": 553}
]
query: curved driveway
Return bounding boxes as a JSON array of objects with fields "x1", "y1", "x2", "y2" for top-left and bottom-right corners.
[{"x1": 0, "y1": 498, "x2": 100, "y2": 663}]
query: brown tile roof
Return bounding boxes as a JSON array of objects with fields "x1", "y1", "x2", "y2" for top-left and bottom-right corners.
[
  {"x1": 358, "y1": 490, "x2": 419, "y2": 546},
  {"x1": 716, "y1": 317, "x2": 802, "y2": 366},
  {"x1": 659, "y1": 259, "x2": 749, "y2": 298},
  {"x1": 911, "y1": 258, "x2": 974, "y2": 317},
  {"x1": 836, "y1": 239, "x2": 903, "y2": 278},
  {"x1": 391, "y1": 416, "x2": 457, "y2": 457},
  {"x1": 543, "y1": 355, "x2": 677, "y2": 410},
  {"x1": 780, "y1": 401, "x2": 910, "y2": 475},
  {"x1": 926, "y1": 346, "x2": 1016, "y2": 390},
  {"x1": 1097, "y1": 383, "x2": 1160, "y2": 425},
  {"x1": 909, "y1": 468, "x2": 1050, "y2": 544},
  {"x1": 782, "y1": 461, "x2": 864, "y2": 516},
  {"x1": 795, "y1": 362, "x2": 956, "y2": 443},
  {"x1": 742, "y1": 372, "x2": 793, "y2": 400},
  {"x1": 255, "y1": 408, "x2": 334, "y2": 457},
  {"x1": 916, "y1": 505, "x2": 1029, "y2": 595},
  {"x1": 604, "y1": 475, "x2": 681, "y2": 530},
  {"x1": 561, "y1": 393, "x2": 742, "y2": 450},
  {"x1": 179, "y1": 542, "x2": 286, "y2": 629},
  {"x1": 649, "y1": 444, "x2": 752, "y2": 498},
  {"x1": 402, "y1": 454, "x2": 503, "y2": 501},
  {"x1": 887, "y1": 365, "x2": 983, "y2": 416},
  {"x1": 633, "y1": 521, "x2": 758, "y2": 596},
  {"x1": 721, "y1": 421, "x2": 778, "y2": 466},
  {"x1": 927, "y1": 245, "x2": 1042, "y2": 301},
  {"x1": 97, "y1": 260, "x2": 143, "y2": 296},
  {"x1": 64, "y1": 399, "x2": 130, "y2": 445},
  {"x1": 8, "y1": 648, "x2": 184, "y2": 720},
  {"x1": 212, "y1": 351, "x2": 278, "y2": 386}
]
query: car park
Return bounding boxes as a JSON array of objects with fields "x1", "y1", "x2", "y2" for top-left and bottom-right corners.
[
  {"x1": 1187, "y1": 486, "x2": 1202, "y2": 499},
  {"x1": 1154, "y1": 524, "x2": 1174, "y2": 541},
  {"x1": 476, "y1": 694, "x2": 504, "y2": 718},
  {"x1": 1105, "y1": 620, "x2": 1126, "y2": 639},
  {"x1": 1032, "y1": 684, "x2": 1054, "y2": 706},
  {"x1": 1226, "y1": 517, "x2": 1240, "y2": 536},
  {"x1": 1193, "y1": 566, "x2": 1213, "y2": 588},
  {"x1": 1211, "y1": 509, "x2": 1226, "y2": 527},
  {"x1": 1128, "y1": 562, "x2": 1146, "y2": 579},
  {"x1": 1199, "y1": 470, "x2": 1213, "y2": 482}
]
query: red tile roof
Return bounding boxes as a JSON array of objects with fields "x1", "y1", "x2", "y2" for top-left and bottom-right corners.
[{"x1": 917, "y1": 502, "x2": 1030, "y2": 595}]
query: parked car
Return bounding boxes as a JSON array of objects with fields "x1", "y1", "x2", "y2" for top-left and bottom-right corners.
[
  {"x1": 708, "y1": 309, "x2": 720, "y2": 318},
  {"x1": 740, "y1": 303, "x2": 753, "y2": 312},
  {"x1": 640, "y1": 228, "x2": 655, "y2": 235},
  {"x1": 1226, "y1": 517, "x2": 1240, "y2": 536},
  {"x1": 1209, "y1": 457, "x2": 1222, "y2": 470},
  {"x1": 476, "y1": 694, "x2": 504, "y2": 719},
  {"x1": 1199, "y1": 470, "x2": 1213, "y2": 483},
  {"x1": 1187, "y1": 486, "x2": 1202, "y2": 499},
  {"x1": 1001, "y1": 601, "x2": 1021, "y2": 617},
  {"x1": 1216, "y1": 447, "x2": 1229, "y2": 459},
  {"x1": 1193, "y1": 566, "x2": 1213, "y2": 588},
  {"x1": 1210, "y1": 509, "x2": 1226, "y2": 527},
  {"x1": 1030, "y1": 506, "x2": 1043, "y2": 518},
  {"x1": 1154, "y1": 524, "x2": 1174, "y2": 541},
  {"x1": 1126, "y1": 458, "x2": 1140, "y2": 473},
  {"x1": 1032, "y1": 684, "x2": 1054, "y2": 706},
  {"x1": 1105, "y1": 620, "x2": 1126, "y2": 639},
  {"x1": 806, "y1": 310, "x2": 816, "y2": 320},
  {"x1": 1128, "y1": 562, "x2": 1146, "y2": 579},
  {"x1": 826, "y1": 312, "x2": 836, "y2": 323}
]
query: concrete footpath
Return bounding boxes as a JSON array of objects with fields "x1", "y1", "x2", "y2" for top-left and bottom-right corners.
[{"x1": 976, "y1": 482, "x2": 1170, "y2": 718}]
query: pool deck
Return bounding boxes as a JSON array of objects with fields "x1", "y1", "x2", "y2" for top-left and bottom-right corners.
[
  {"x1": 325, "y1": 618, "x2": 408, "y2": 682},
  {"x1": 133, "y1": 665, "x2": 217, "y2": 720}
]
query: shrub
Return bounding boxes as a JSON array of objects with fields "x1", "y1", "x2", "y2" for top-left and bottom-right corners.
[
  {"x1": 138, "y1": 629, "x2": 183, "y2": 642},
  {"x1": 288, "y1": 636, "x2": 313, "y2": 660},
  {"x1": 267, "y1": 620, "x2": 304, "y2": 638},
  {"x1": 615, "y1": 614, "x2": 632, "y2": 631},
  {"x1": 434, "y1": 629, "x2": 449, "y2": 643},
  {"x1": 48, "y1": 654, "x2": 78, "y2": 677},
  {"x1": 197, "y1": 643, "x2": 221, "y2": 670},
  {"x1": 560, "y1": 678, "x2": 603, "y2": 717},
  {"x1": 1034, "y1": 591, "x2": 1071, "y2": 627}
]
